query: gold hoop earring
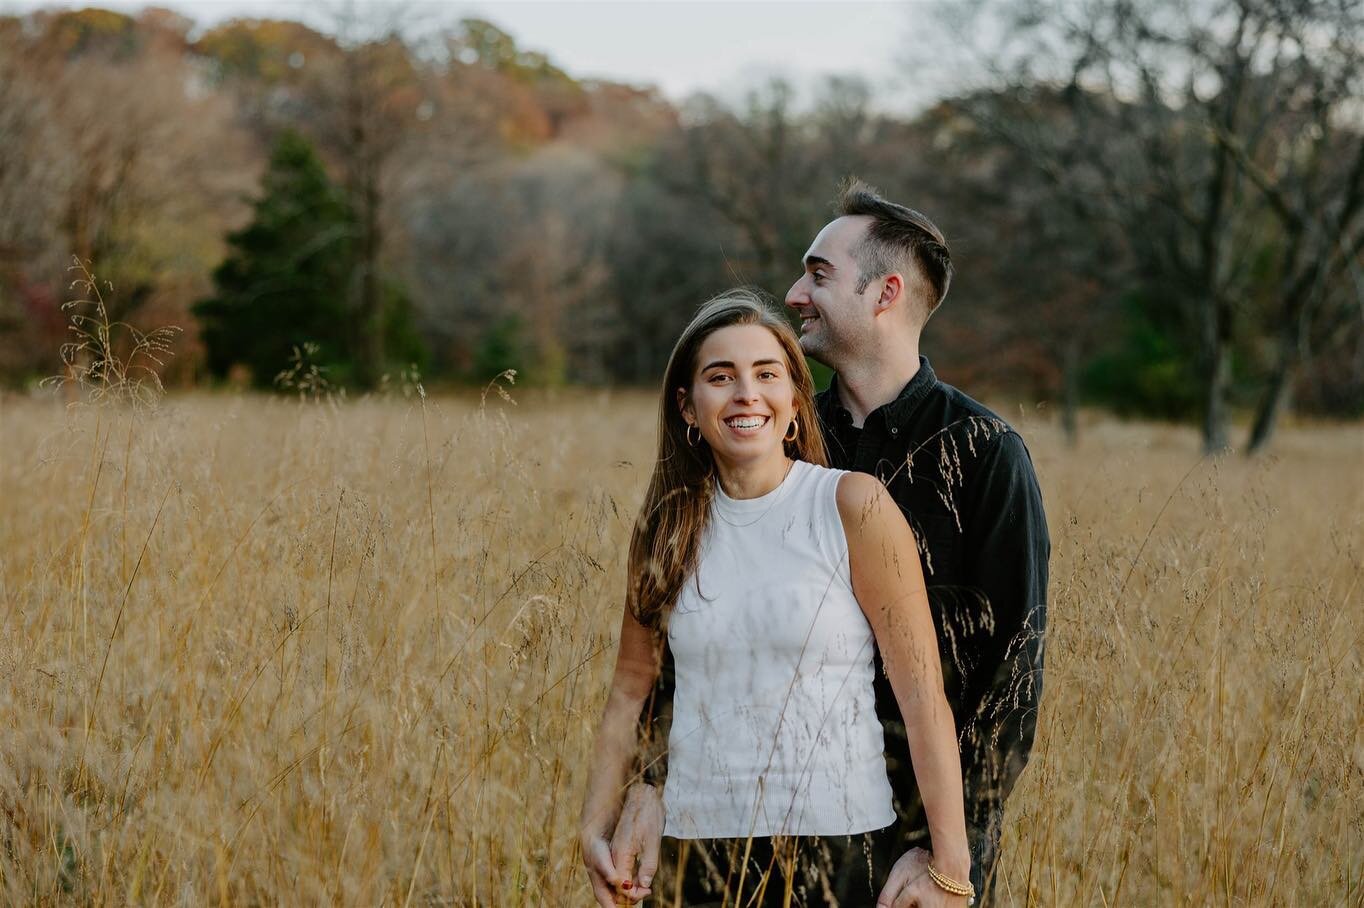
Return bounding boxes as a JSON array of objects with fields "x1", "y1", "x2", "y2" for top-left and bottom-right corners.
[
  {"x1": 783, "y1": 418, "x2": 798, "y2": 443},
  {"x1": 686, "y1": 424, "x2": 701, "y2": 447}
]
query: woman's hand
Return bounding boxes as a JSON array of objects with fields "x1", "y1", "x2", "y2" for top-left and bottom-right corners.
[
  {"x1": 876, "y1": 848, "x2": 972, "y2": 908},
  {"x1": 578, "y1": 604, "x2": 664, "y2": 906},
  {"x1": 580, "y1": 784, "x2": 663, "y2": 907},
  {"x1": 580, "y1": 827, "x2": 626, "y2": 908}
]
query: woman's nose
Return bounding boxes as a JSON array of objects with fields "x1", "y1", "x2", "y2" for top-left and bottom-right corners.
[{"x1": 732, "y1": 378, "x2": 758, "y2": 401}]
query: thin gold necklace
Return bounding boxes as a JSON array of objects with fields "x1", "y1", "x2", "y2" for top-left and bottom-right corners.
[{"x1": 711, "y1": 458, "x2": 797, "y2": 528}]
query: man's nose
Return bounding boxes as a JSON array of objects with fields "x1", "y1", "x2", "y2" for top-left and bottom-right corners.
[{"x1": 784, "y1": 276, "x2": 807, "y2": 309}]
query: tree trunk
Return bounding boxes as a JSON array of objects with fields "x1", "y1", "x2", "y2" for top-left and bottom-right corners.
[
  {"x1": 343, "y1": 49, "x2": 385, "y2": 390},
  {"x1": 1245, "y1": 353, "x2": 1292, "y2": 454},
  {"x1": 357, "y1": 168, "x2": 383, "y2": 388},
  {"x1": 1201, "y1": 297, "x2": 1233, "y2": 454},
  {"x1": 1246, "y1": 307, "x2": 1308, "y2": 454},
  {"x1": 1061, "y1": 336, "x2": 1080, "y2": 446}
]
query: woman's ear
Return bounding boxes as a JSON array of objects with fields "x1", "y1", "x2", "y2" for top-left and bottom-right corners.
[{"x1": 676, "y1": 386, "x2": 693, "y2": 425}]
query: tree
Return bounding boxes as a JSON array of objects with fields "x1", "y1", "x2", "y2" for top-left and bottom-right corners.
[
  {"x1": 1222, "y1": 1, "x2": 1364, "y2": 451},
  {"x1": 194, "y1": 8, "x2": 430, "y2": 389},
  {"x1": 915, "y1": 96, "x2": 1126, "y2": 444},
  {"x1": 193, "y1": 131, "x2": 357, "y2": 388},
  {"x1": 0, "y1": 8, "x2": 255, "y2": 386},
  {"x1": 941, "y1": 0, "x2": 1363, "y2": 452}
]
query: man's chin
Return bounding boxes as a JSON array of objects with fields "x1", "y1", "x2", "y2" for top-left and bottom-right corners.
[{"x1": 798, "y1": 336, "x2": 832, "y2": 366}]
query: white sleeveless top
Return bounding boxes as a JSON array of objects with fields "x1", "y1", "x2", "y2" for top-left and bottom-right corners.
[{"x1": 662, "y1": 459, "x2": 896, "y2": 839}]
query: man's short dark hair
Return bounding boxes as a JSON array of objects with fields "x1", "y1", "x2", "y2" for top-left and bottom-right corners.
[{"x1": 837, "y1": 178, "x2": 953, "y2": 320}]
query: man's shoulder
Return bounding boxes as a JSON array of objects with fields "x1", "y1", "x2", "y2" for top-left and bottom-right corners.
[
  {"x1": 920, "y1": 377, "x2": 1020, "y2": 451},
  {"x1": 914, "y1": 379, "x2": 1049, "y2": 503},
  {"x1": 930, "y1": 376, "x2": 1010, "y2": 429}
]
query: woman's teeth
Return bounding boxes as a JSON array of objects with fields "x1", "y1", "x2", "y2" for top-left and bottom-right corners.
[{"x1": 724, "y1": 416, "x2": 768, "y2": 429}]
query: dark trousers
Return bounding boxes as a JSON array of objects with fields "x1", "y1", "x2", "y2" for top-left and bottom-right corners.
[
  {"x1": 655, "y1": 822, "x2": 1001, "y2": 908},
  {"x1": 654, "y1": 824, "x2": 898, "y2": 908}
]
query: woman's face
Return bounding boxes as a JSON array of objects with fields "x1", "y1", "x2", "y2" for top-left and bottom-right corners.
[{"x1": 678, "y1": 323, "x2": 798, "y2": 467}]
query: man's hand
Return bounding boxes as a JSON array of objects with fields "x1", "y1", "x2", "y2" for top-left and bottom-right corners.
[
  {"x1": 876, "y1": 847, "x2": 970, "y2": 908},
  {"x1": 610, "y1": 783, "x2": 664, "y2": 903}
]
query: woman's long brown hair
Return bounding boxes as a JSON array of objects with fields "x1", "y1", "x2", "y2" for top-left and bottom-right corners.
[{"x1": 627, "y1": 288, "x2": 829, "y2": 633}]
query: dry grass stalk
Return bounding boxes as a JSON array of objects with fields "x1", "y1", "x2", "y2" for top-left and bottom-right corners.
[{"x1": 1, "y1": 368, "x2": 1360, "y2": 903}]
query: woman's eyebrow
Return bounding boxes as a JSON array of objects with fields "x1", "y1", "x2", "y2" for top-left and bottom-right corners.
[{"x1": 702, "y1": 359, "x2": 784, "y2": 372}]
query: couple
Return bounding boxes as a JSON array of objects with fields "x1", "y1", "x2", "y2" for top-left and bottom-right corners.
[{"x1": 579, "y1": 181, "x2": 1050, "y2": 907}]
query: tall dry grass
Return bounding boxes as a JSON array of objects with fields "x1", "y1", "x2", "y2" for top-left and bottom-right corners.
[{"x1": 0, "y1": 380, "x2": 1360, "y2": 905}]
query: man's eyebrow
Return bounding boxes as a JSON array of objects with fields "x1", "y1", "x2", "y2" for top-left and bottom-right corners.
[{"x1": 804, "y1": 255, "x2": 835, "y2": 270}]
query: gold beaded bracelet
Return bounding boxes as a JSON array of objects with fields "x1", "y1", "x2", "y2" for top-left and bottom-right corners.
[{"x1": 926, "y1": 863, "x2": 977, "y2": 904}]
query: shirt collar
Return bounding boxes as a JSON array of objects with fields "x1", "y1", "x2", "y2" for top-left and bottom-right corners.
[{"x1": 821, "y1": 355, "x2": 938, "y2": 429}]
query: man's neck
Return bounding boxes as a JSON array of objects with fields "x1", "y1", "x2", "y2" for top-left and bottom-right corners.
[{"x1": 834, "y1": 347, "x2": 922, "y2": 428}]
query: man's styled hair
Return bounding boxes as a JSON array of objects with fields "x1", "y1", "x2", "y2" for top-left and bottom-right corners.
[{"x1": 838, "y1": 178, "x2": 953, "y2": 321}]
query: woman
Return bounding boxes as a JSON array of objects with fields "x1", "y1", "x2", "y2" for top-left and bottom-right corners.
[{"x1": 579, "y1": 289, "x2": 973, "y2": 907}]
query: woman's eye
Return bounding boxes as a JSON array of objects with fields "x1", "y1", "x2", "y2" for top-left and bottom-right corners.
[
  {"x1": 760, "y1": 371, "x2": 778, "y2": 379},
  {"x1": 709, "y1": 374, "x2": 731, "y2": 383}
]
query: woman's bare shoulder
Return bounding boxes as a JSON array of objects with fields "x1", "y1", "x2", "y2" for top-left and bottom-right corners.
[{"x1": 835, "y1": 471, "x2": 892, "y2": 532}]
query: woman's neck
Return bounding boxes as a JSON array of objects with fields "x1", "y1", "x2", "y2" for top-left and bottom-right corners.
[{"x1": 713, "y1": 452, "x2": 795, "y2": 500}]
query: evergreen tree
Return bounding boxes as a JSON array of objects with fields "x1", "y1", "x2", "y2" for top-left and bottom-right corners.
[{"x1": 193, "y1": 130, "x2": 357, "y2": 389}]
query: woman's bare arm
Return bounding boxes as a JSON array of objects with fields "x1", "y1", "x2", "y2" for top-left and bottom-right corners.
[
  {"x1": 579, "y1": 602, "x2": 662, "y2": 905},
  {"x1": 838, "y1": 471, "x2": 972, "y2": 884}
]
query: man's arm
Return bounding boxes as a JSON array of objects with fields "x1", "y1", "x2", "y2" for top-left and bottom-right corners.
[{"x1": 959, "y1": 431, "x2": 1050, "y2": 870}]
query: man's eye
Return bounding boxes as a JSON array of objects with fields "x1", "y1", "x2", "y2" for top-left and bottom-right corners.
[{"x1": 812, "y1": 271, "x2": 827, "y2": 281}]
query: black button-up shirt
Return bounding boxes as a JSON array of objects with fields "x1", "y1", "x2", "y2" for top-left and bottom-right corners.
[{"x1": 815, "y1": 356, "x2": 1050, "y2": 853}]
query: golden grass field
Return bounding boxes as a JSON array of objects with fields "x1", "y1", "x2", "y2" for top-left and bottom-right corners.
[{"x1": 1, "y1": 386, "x2": 1361, "y2": 906}]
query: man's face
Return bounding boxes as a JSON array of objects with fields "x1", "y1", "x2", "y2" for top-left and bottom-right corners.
[{"x1": 784, "y1": 216, "x2": 878, "y2": 367}]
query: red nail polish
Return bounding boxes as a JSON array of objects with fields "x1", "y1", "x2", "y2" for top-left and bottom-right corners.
[{"x1": 622, "y1": 880, "x2": 633, "y2": 890}]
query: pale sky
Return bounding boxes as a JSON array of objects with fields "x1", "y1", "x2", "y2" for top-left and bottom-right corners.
[{"x1": 1, "y1": 0, "x2": 967, "y2": 112}]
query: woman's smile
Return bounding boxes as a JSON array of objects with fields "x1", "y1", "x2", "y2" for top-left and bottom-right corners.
[{"x1": 722, "y1": 413, "x2": 771, "y2": 437}]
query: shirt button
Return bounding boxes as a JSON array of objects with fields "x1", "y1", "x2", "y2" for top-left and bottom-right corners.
[{"x1": 890, "y1": 427, "x2": 899, "y2": 436}]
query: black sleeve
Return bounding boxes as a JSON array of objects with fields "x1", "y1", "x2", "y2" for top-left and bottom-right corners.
[{"x1": 958, "y1": 431, "x2": 1049, "y2": 843}]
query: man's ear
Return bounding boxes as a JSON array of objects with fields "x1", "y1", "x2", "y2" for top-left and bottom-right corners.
[{"x1": 875, "y1": 273, "x2": 904, "y2": 314}]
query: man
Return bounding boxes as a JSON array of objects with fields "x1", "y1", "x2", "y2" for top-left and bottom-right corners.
[{"x1": 596, "y1": 180, "x2": 1050, "y2": 905}]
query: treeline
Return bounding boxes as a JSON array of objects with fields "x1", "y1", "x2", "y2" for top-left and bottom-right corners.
[{"x1": 0, "y1": 1, "x2": 1359, "y2": 452}]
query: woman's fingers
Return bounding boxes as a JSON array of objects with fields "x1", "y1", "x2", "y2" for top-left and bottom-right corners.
[
  {"x1": 583, "y1": 837, "x2": 622, "y2": 907},
  {"x1": 588, "y1": 870, "x2": 620, "y2": 908}
]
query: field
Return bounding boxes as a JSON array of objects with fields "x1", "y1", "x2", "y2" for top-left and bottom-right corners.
[{"x1": 0, "y1": 387, "x2": 1361, "y2": 906}]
